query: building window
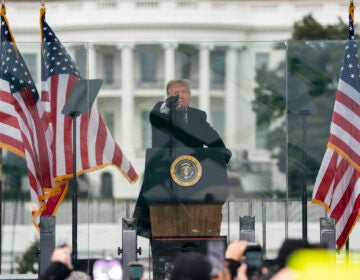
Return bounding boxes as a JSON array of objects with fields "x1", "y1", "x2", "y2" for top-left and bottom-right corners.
[
  {"x1": 256, "y1": 118, "x2": 269, "y2": 149},
  {"x1": 142, "y1": 110, "x2": 151, "y2": 149},
  {"x1": 255, "y1": 52, "x2": 270, "y2": 149},
  {"x1": 100, "y1": 172, "x2": 113, "y2": 198},
  {"x1": 103, "y1": 111, "x2": 115, "y2": 135},
  {"x1": 255, "y1": 52, "x2": 269, "y2": 70},
  {"x1": 103, "y1": 53, "x2": 115, "y2": 85},
  {"x1": 210, "y1": 50, "x2": 225, "y2": 89},
  {"x1": 23, "y1": 53, "x2": 38, "y2": 83},
  {"x1": 180, "y1": 51, "x2": 192, "y2": 79},
  {"x1": 140, "y1": 51, "x2": 158, "y2": 83},
  {"x1": 136, "y1": 1, "x2": 159, "y2": 9},
  {"x1": 177, "y1": 45, "x2": 198, "y2": 87},
  {"x1": 74, "y1": 46, "x2": 87, "y2": 77},
  {"x1": 212, "y1": 111, "x2": 225, "y2": 139}
]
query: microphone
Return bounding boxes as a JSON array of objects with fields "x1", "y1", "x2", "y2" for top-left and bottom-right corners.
[
  {"x1": 165, "y1": 95, "x2": 179, "y2": 109},
  {"x1": 183, "y1": 106, "x2": 188, "y2": 125}
]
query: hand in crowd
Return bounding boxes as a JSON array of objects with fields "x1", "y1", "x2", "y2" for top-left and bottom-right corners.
[
  {"x1": 51, "y1": 246, "x2": 74, "y2": 270},
  {"x1": 225, "y1": 240, "x2": 247, "y2": 262},
  {"x1": 236, "y1": 263, "x2": 248, "y2": 280},
  {"x1": 212, "y1": 267, "x2": 232, "y2": 280},
  {"x1": 270, "y1": 267, "x2": 297, "y2": 280}
]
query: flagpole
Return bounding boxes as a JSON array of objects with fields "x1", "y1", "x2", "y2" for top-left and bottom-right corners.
[
  {"x1": 0, "y1": 1, "x2": 4, "y2": 274},
  {"x1": 346, "y1": 0, "x2": 353, "y2": 260},
  {"x1": 72, "y1": 115, "x2": 78, "y2": 264},
  {"x1": 300, "y1": 109, "x2": 310, "y2": 242},
  {"x1": 61, "y1": 79, "x2": 103, "y2": 265},
  {"x1": 0, "y1": 150, "x2": 2, "y2": 273}
]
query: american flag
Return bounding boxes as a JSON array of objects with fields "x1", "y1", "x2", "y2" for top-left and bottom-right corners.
[
  {"x1": 0, "y1": 8, "x2": 66, "y2": 227},
  {"x1": 312, "y1": 3, "x2": 360, "y2": 249},
  {"x1": 40, "y1": 8, "x2": 138, "y2": 186}
]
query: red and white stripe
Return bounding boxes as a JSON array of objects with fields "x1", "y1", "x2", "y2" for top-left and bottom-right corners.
[
  {"x1": 0, "y1": 76, "x2": 66, "y2": 227},
  {"x1": 42, "y1": 73, "x2": 138, "y2": 183},
  {"x1": 313, "y1": 79, "x2": 360, "y2": 248},
  {"x1": 0, "y1": 79, "x2": 24, "y2": 156}
]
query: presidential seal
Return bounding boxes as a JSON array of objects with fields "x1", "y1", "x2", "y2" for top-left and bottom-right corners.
[{"x1": 170, "y1": 155, "x2": 202, "y2": 187}]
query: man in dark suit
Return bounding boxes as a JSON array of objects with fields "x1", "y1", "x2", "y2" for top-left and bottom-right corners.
[
  {"x1": 134, "y1": 79, "x2": 231, "y2": 238},
  {"x1": 150, "y1": 79, "x2": 231, "y2": 162}
]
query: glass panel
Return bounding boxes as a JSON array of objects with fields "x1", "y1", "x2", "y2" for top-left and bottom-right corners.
[
  {"x1": 176, "y1": 44, "x2": 199, "y2": 88},
  {"x1": 98, "y1": 45, "x2": 121, "y2": 88},
  {"x1": 142, "y1": 110, "x2": 152, "y2": 149},
  {"x1": 255, "y1": 119, "x2": 269, "y2": 149},
  {"x1": 136, "y1": 45, "x2": 163, "y2": 88},
  {"x1": 2, "y1": 40, "x2": 360, "y2": 279},
  {"x1": 74, "y1": 45, "x2": 87, "y2": 77},
  {"x1": 212, "y1": 111, "x2": 225, "y2": 139},
  {"x1": 103, "y1": 53, "x2": 115, "y2": 85},
  {"x1": 103, "y1": 111, "x2": 115, "y2": 135},
  {"x1": 140, "y1": 51, "x2": 158, "y2": 83},
  {"x1": 210, "y1": 49, "x2": 225, "y2": 89},
  {"x1": 286, "y1": 40, "x2": 343, "y2": 197},
  {"x1": 255, "y1": 52, "x2": 269, "y2": 70},
  {"x1": 22, "y1": 53, "x2": 39, "y2": 84}
]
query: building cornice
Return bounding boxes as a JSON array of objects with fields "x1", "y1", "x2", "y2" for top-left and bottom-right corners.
[{"x1": 3, "y1": 0, "x2": 349, "y2": 42}]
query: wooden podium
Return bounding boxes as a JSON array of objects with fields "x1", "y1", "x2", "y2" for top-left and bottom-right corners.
[
  {"x1": 149, "y1": 204, "x2": 223, "y2": 236},
  {"x1": 133, "y1": 147, "x2": 229, "y2": 279},
  {"x1": 133, "y1": 147, "x2": 228, "y2": 238}
]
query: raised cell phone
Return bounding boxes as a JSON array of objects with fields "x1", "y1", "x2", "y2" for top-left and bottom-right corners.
[
  {"x1": 129, "y1": 262, "x2": 144, "y2": 280},
  {"x1": 207, "y1": 239, "x2": 225, "y2": 277},
  {"x1": 93, "y1": 259, "x2": 122, "y2": 280},
  {"x1": 245, "y1": 243, "x2": 263, "y2": 279}
]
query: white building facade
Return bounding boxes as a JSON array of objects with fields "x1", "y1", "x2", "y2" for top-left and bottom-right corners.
[
  {"x1": 2, "y1": 0, "x2": 360, "y2": 275},
  {"x1": 4, "y1": 0, "x2": 348, "y2": 199}
]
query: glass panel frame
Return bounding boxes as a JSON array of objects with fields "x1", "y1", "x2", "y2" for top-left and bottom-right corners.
[{"x1": 1, "y1": 39, "x2": 360, "y2": 278}]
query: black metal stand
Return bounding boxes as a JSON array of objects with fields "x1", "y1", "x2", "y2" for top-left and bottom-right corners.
[
  {"x1": 286, "y1": 77, "x2": 316, "y2": 243},
  {"x1": 71, "y1": 112, "x2": 80, "y2": 263},
  {"x1": 118, "y1": 218, "x2": 141, "y2": 280},
  {"x1": 62, "y1": 79, "x2": 103, "y2": 264},
  {"x1": 40, "y1": 216, "x2": 56, "y2": 275},
  {"x1": 300, "y1": 110, "x2": 310, "y2": 242},
  {"x1": 0, "y1": 150, "x2": 2, "y2": 273}
]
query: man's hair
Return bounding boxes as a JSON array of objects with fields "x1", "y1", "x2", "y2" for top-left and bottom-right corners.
[
  {"x1": 170, "y1": 252, "x2": 211, "y2": 280},
  {"x1": 65, "y1": 271, "x2": 91, "y2": 280},
  {"x1": 166, "y1": 79, "x2": 191, "y2": 95}
]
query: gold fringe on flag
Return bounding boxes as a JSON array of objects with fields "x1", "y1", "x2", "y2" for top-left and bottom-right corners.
[
  {"x1": 40, "y1": 7, "x2": 46, "y2": 53},
  {"x1": 0, "y1": 6, "x2": 19, "y2": 56},
  {"x1": 350, "y1": 0, "x2": 356, "y2": 23},
  {"x1": 40, "y1": 6, "x2": 46, "y2": 38}
]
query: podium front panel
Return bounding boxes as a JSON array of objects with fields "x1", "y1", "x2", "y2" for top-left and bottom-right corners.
[
  {"x1": 149, "y1": 204, "x2": 223, "y2": 236},
  {"x1": 152, "y1": 236, "x2": 227, "y2": 279},
  {"x1": 142, "y1": 147, "x2": 229, "y2": 205}
]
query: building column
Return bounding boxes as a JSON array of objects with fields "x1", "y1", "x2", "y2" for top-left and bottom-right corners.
[
  {"x1": 163, "y1": 42, "x2": 178, "y2": 86},
  {"x1": 87, "y1": 43, "x2": 97, "y2": 79},
  {"x1": 225, "y1": 44, "x2": 238, "y2": 148},
  {"x1": 119, "y1": 43, "x2": 135, "y2": 158},
  {"x1": 199, "y1": 43, "x2": 212, "y2": 118}
]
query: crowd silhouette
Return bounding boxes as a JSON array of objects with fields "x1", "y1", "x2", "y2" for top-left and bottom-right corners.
[{"x1": 40, "y1": 238, "x2": 356, "y2": 280}]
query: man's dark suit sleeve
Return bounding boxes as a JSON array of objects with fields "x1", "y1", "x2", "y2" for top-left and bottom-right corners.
[
  {"x1": 39, "y1": 261, "x2": 72, "y2": 280},
  {"x1": 195, "y1": 110, "x2": 232, "y2": 163},
  {"x1": 149, "y1": 102, "x2": 173, "y2": 148},
  {"x1": 197, "y1": 110, "x2": 225, "y2": 147},
  {"x1": 150, "y1": 103, "x2": 231, "y2": 162}
]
